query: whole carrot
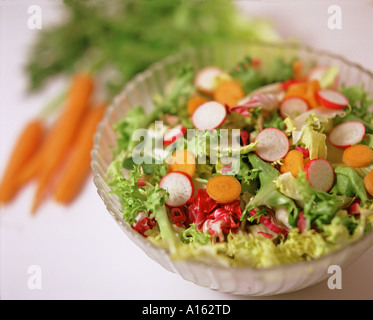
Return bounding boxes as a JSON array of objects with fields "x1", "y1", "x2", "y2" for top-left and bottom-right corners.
[
  {"x1": 53, "y1": 104, "x2": 106, "y2": 204},
  {"x1": 0, "y1": 119, "x2": 44, "y2": 204},
  {"x1": 31, "y1": 73, "x2": 94, "y2": 213},
  {"x1": 15, "y1": 91, "x2": 67, "y2": 189}
]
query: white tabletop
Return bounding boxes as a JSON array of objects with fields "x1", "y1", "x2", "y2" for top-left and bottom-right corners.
[{"x1": 1, "y1": 0, "x2": 373, "y2": 300}]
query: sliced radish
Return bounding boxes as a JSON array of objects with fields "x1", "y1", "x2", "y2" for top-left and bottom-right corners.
[
  {"x1": 328, "y1": 121, "x2": 365, "y2": 149},
  {"x1": 280, "y1": 97, "x2": 309, "y2": 118},
  {"x1": 250, "y1": 209, "x2": 288, "y2": 237},
  {"x1": 317, "y1": 89, "x2": 349, "y2": 110},
  {"x1": 163, "y1": 125, "x2": 187, "y2": 146},
  {"x1": 307, "y1": 66, "x2": 328, "y2": 82},
  {"x1": 159, "y1": 172, "x2": 194, "y2": 207},
  {"x1": 254, "y1": 127, "x2": 289, "y2": 162},
  {"x1": 295, "y1": 147, "x2": 310, "y2": 158},
  {"x1": 194, "y1": 66, "x2": 224, "y2": 95},
  {"x1": 192, "y1": 101, "x2": 227, "y2": 131},
  {"x1": 304, "y1": 158, "x2": 335, "y2": 192},
  {"x1": 297, "y1": 211, "x2": 307, "y2": 233}
]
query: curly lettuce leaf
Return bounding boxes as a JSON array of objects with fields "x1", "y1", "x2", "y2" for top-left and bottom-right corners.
[
  {"x1": 114, "y1": 106, "x2": 152, "y2": 155},
  {"x1": 180, "y1": 223, "x2": 211, "y2": 244},
  {"x1": 153, "y1": 65, "x2": 195, "y2": 117},
  {"x1": 334, "y1": 85, "x2": 373, "y2": 132},
  {"x1": 296, "y1": 171, "x2": 350, "y2": 229}
]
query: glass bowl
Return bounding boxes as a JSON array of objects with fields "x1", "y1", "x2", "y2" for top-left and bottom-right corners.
[{"x1": 91, "y1": 41, "x2": 373, "y2": 296}]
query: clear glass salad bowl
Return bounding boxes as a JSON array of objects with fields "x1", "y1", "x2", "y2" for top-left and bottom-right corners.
[{"x1": 91, "y1": 41, "x2": 373, "y2": 296}]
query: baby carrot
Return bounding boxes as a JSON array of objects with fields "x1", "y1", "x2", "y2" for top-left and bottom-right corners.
[
  {"x1": 187, "y1": 95, "x2": 210, "y2": 116},
  {"x1": 342, "y1": 144, "x2": 373, "y2": 168},
  {"x1": 0, "y1": 119, "x2": 44, "y2": 203},
  {"x1": 206, "y1": 175, "x2": 241, "y2": 203},
  {"x1": 213, "y1": 80, "x2": 245, "y2": 109},
  {"x1": 31, "y1": 73, "x2": 94, "y2": 213},
  {"x1": 53, "y1": 104, "x2": 106, "y2": 204},
  {"x1": 364, "y1": 169, "x2": 373, "y2": 197},
  {"x1": 280, "y1": 150, "x2": 304, "y2": 178},
  {"x1": 168, "y1": 149, "x2": 196, "y2": 178}
]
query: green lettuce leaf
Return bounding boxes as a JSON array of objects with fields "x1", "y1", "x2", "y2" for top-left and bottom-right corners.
[
  {"x1": 180, "y1": 223, "x2": 211, "y2": 244},
  {"x1": 334, "y1": 85, "x2": 373, "y2": 132},
  {"x1": 331, "y1": 165, "x2": 368, "y2": 203},
  {"x1": 243, "y1": 154, "x2": 298, "y2": 225}
]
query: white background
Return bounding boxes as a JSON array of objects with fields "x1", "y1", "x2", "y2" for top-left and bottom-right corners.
[{"x1": 1, "y1": 0, "x2": 373, "y2": 300}]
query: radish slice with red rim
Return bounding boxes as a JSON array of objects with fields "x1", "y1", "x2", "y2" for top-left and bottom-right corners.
[
  {"x1": 280, "y1": 97, "x2": 309, "y2": 118},
  {"x1": 328, "y1": 121, "x2": 365, "y2": 149},
  {"x1": 159, "y1": 172, "x2": 194, "y2": 207},
  {"x1": 304, "y1": 158, "x2": 335, "y2": 192},
  {"x1": 192, "y1": 101, "x2": 227, "y2": 131},
  {"x1": 317, "y1": 89, "x2": 349, "y2": 110},
  {"x1": 163, "y1": 125, "x2": 187, "y2": 146},
  {"x1": 254, "y1": 127, "x2": 289, "y2": 162},
  {"x1": 194, "y1": 66, "x2": 224, "y2": 94}
]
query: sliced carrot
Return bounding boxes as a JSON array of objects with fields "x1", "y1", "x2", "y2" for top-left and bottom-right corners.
[
  {"x1": 293, "y1": 60, "x2": 304, "y2": 81},
  {"x1": 364, "y1": 170, "x2": 373, "y2": 196},
  {"x1": 206, "y1": 175, "x2": 241, "y2": 203},
  {"x1": 0, "y1": 119, "x2": 44, "y2": 203},
  {"x1": 54, "y1": 104, "x2": 106, "y2": 204},
  {"x1": 342, "y1": 144, "x2": 373, "y2": 168},
  {"x1": 187, "y1": 95, "x2": 210, "y2": 116},
  {"x1": 306, "y1": 79, "x2": 321, "y2": 108},
  {"x1": 168, "y1": 149, "x2": 196, "y2": 177},
  {"x1": 31, "y1": 73, "x2": 94, "y2": 213},
  {"x1": 213, "y1": 80, "x2": 245, "y2": 109},
  {"x1": 284, "y1": 82, "x2": 308, "y2": 100},
  {"x1": 280, "y1": 150, "x2": 304, "y2": 178}
]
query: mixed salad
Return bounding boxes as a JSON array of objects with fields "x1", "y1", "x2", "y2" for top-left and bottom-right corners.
[{"x1": 107, "y1": 54, "x2": 373, "y2": 268}]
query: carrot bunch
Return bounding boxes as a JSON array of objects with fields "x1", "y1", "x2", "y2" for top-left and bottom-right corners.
[{"x1": 0, "y1": 73, "x2": 107, "y2": 214}]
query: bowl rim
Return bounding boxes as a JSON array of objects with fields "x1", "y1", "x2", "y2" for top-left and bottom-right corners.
[{"x1": 91, "y1": 39, "x2": 373, "y2": 274}]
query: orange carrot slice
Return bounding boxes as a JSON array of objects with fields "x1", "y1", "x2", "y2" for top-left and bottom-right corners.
[
  {"x1": 53, "y1": 104, "x2": 106, "y2": 204},
  {"x1": 187, "y1": 95, "x2": 210, "y2": 116},
  {"x1": 284, "y1": 82, "x2": 308, "y2": 100},
  {"x1": 364, "y1": 169, "x2": 373, "y2": 196},
  {"x1": 0, "y1": 119, "x2": 44, "y2": 203},
  {"x1": 213, "y1": 80, "x2": 245, "y2": 109},
  {"x1": 306, "y1": 79, "x2": 321, "y2": 108},
  {"x1": 206, "y1": 175, "x2": 241, "y2": 203},
  {"x1": 280, "y1": 150, "x2": 305, "y2": 178},
  {"x1": 168, "y1": 149, "x2": 196, "y2": 177},
  {"x1": 342, "y1": 144, "x2": 373, "y2": 168}
]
